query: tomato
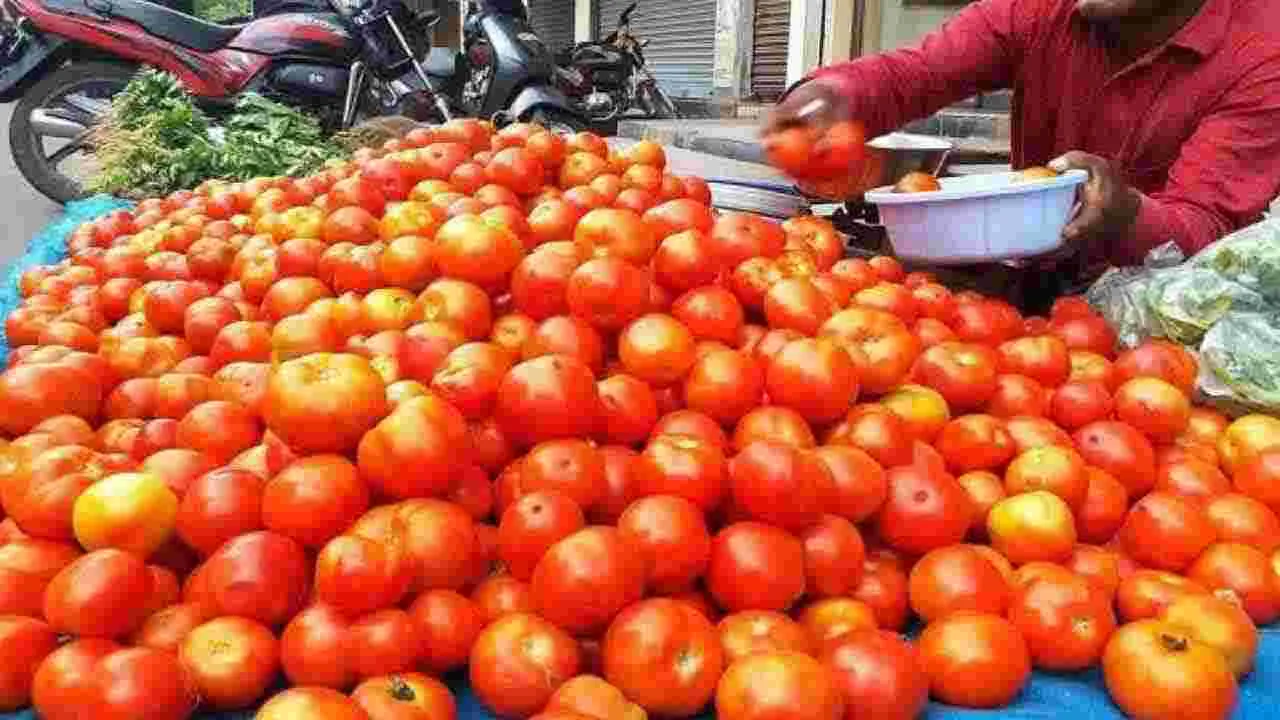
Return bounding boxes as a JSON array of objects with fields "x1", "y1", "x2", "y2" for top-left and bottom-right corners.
[
  {"x1": 351, "y1": 673, "x2": 456, "y2": 720},
  {"x1": 600, "y1": 598, "x2": 724, "y2": 717},
  {"x1": 913, "y1": 342, "x2": 999, "y2": 411},
  {"x1": 257, "y1": 687, "x2": 371, "y2": 720},
  {"x1": 1050, "y1": 380, "x2": 1113, "y2": 430},
  {"x1": 820, "y1": 630, "x2": 928, "y2": 720},
  {"x1": 545, "y1": 675, "x2": 644, "y2": 720},
  {"x1": 824, "y1": 405, "x2": 913, "y2": 468},
  {"x1": 709, "y1": 213, "x2": 785, "y2": 267},
  {"x1": 763, "y1": 278, "x2": 834, "y2": 336},
  {"x1": 495, "y1": 355, "x2": 599, "y2": 448},
  {"x1": 717, "y1": 611, "x2": 811, "y2": 664},
  {"x1": 986, "y1": 490, "x2": 1076, "y2": 564},
  {"x1": 917, "y1": 611, "x2": 1031, "y2": 709},
  {"x1": 1003, "y1": 445, "x2": 1089, "y2": 509},
  {"x1": 1102, "y1": 620, "x2": 1237, "y2": 720},
  {"x1": 683, "y1": 349, "x2": 765, "y2": 425},
  {"x1": 1160, "y1": 593, "x2": 1258, "y2": 680},
  {"x1": 1188, "y1": 542, "x2": 1280, "y2": 625},
  {"x1": 764, "y1": 338, "x2": 859, "y2": 424},
  {"x1": 263, "y1": 352, "x2": 387, "y2": 454},
  {"x1": 498, "y1": 490, "x2": 586, "y2": 581},
  {"x1": 406, "y1": 590, "x2": 485, "y2": 675},
  {"x1": 199, "y1": 531, "x2": 311, "y2": 626},
  {"x1": 875, "y1": 462, "x2": 972, "y2": 556},
  {"x1": 733, "y1": 406, "x2": 817, "y2": 451},
  {"x1": 1204, "y1": 492, "x2": 1280, "y2": 553},
  {"x1": 653, "y1": 230, "x2": 720, "y2": 292},
  {"x1": 1219, "y1": 414, "x2": 1280, "y2": 478},
  {"x1": 131, "y1": 602, "x2": 210, "y2": 652},
  {"x1": 470, "y1": 613, "x2": 581, "y2": 718},
  {"x1": 811, "y1": 445, "x2": 886, "y2": 523},
  {"x1": 618, "y1": 495, "x2": 710, "y2": 594},
  {"x1": 797, "y1": 597, "x2": 877, "y2": 649},
  {"x1": 729, "y1": 441, "x2": 827, "y2": 531},
  {"x1": 524, "y1": 316, "x2": 605, "y2": 372},
  {"x1": 279, "y1": 604, "x2": 352, "y2": 689},
  {"x1": 345, "y1": 608, "x2": 425, "y2": 679},
  {"x1": 588, "y1": 445, "x2": 642, "y2": 524},
  {"x1": 935, "y1": 414, "x2": 1016, "y2": 473},
  {"x1": 634, "y1": 433, "x2": 727, "y2": 512},
  {"x1": 1073, "y1": 420, "x2": 1157, "y2": 498},
  {"x1": 177, "y1": 616, "x2": 278, "y2": 710},
  {"x1": 71, "y1": 470, "x2": 178, "y2": 557},
  {"x1": 44, "y1": 548, "x2": 154, "y2": 638},
  {"x1": 564, "y1": 257, "x2": 648, "y2": 332},
  {"x1": 262, "y1": 455, "x2": 370, "y2": 549},
  {"x1": 1049, "y1": 314, "x2": 1116, "y2": 357},
  {"x1": 1116, "y1": 569, "x2": 1208, "y2": 623},
  {"x1": 175, "y1": 468, "x2": 265, "y2": 557},
  {"x1": 357, "y1": 394, "x2": 469, "y2": 499},
  {"x1": 30, "y1": 638, "x2": 120, "y2": 720},
  {"x1": 1114, "y1": 340, "x2": 1198, "y2": 394},
  {"x1": 908, "y1": 544, "x2": 1010, "y2": 622},
  {"x1": 0, "y1": 616, "x2": 58, "y2": 711},
  {"x1": 0, "y1": 361, "x2": 102, "y2": 435},
  {"x1": 531, "y1": 526, "x2": 647, "y2": 635},
  {"x1": 950, "y1": 299, "x2": 1023, "y2": 346},
  {"x1": 706, "y1": 522, "x2": 806, "y2": 613},
  {"x1": 715, "y1": 651, "x2": 843, "y2": 720},
  {"x1": 1114, "y1": 377, "x2": 1191, "y2": 443},
  {"x1": 1008, "y1": 574, "x2": 1116, "y2": 671},
  {"x1": 0, "y1": 539, "x2": 80, "y2": 618},
  {"x1": 1117, "y1": 491, "x2": 1214, "y2": 572}
]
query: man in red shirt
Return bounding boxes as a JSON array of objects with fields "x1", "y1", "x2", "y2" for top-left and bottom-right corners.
[{"x1": 773, "y1": 0, "x2": 1280, "y2": 272}]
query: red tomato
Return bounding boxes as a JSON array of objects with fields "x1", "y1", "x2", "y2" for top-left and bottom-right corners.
[
  {"x1": 908, "y1": 544, "x2": 1010, "y2": 622},
  {"x1": 1073, "y1": 420, "x2": 1157, "y2": 499},
  {"x1": 821, "y1": 630, "x2": 929, "y2": 720},
  {"x1": 715, "y1": 651, "x2": 844, "y2": 720},
  {"x1": 257, "y1": 687, "x2": 371, "y2": 720},
  {"x1": 800, "y1": 515, "x2": 866, "y2": 598},
  {"x1": 717, "y1": 610, "x2": 811, "y2": 664},
  {"x1": 495, "y1": 355, "x2": 599, "y2": 448},
  {"x1": 602, "y1": 598, "x2": 725, "y2": 716},
  {"x1": 531, "y1": 526, "x2": 648, "y2": 635},
  {"x1": 521, "y1": 438, "x2": 606, "y2": 511},
  {"x1": 1188, "y1": 542, "x2": 1280, "y2": 625},
  {"x1": 178, "y1": 616, "x2": 279, "y2": 709},
  {"x1": 706, "y1": 522, "x2": 806, "y2": 613},
  {"x1": 262, "y1": 454, "x2": 370, "y2": 549},
  {"x1": 346, "y1": 608, "x2": 425, "y2": 679},
  {"x1": 280, "y1": 604, "x2": 353, "y2": 689},
  {"x1": 409, "y1": 589, "x2": 486, "y2": 675},
  {"x1": 352, "y1": 673, "x2": 456, "y2": 720},
  {"x1": 875, "y1": 463, "x2": 973, "y2": 556},
  {"x1": 469, "y1": 613, "x2": 581, "y2": 718},
  {"x1": 918, "y1": 612, "x2": 1031, "y2": 708},
  {"x1": 634, "y1": 433, "x2": 727, "y2": 513},
  {"x1": 198, "y1": 531, "x2": 311, "y2": 625},
  {"x1": 935, "y1": 414, "x2": 1016, "y2": 473},
  {"x1": 1102, "y1": 620, "x2": 1237, "y2": 720},
  {"x1": 43, "y1": 548, "x2": 154, "y2": 638},
  {"x1": 498, "y1": 491, "x2": 586, "y2": 581},
  {"x1": 1119, "y1": 492, "x2": 1215, "y2": 572},
  {"x1": 618, "y1": 494, "x2": 711, "y2": 593},
  {"x1": 729, "y1": 441, "x2": 828, "y2": 531},
  {"x1": 1008, "y1": 574, "x2": 1116, "y2": 671},
  {"x1": 0, "y1": 616, "x2": 58, "y2": 711},
  {"x1": 30, "y1": 639, "x2": 120, "y2": 720},
  {"x1": 83, "y1": 647, "x2": 198, "y2": 720}
]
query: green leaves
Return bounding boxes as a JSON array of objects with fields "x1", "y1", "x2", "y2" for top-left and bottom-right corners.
[{"x1": 90, "y1": 70, "x2": 347, "y2": 199}]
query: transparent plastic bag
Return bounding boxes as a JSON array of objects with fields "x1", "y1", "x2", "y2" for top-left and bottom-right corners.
[
  {"x1": 1189, "y1": 219, "x2": 1280, "y2": 303},
  {"x1": 1199, "y1": 312, "x2": 1280, "y2": 414}
]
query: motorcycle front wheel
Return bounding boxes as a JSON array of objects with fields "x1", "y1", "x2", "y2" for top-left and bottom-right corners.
[
  {"x1": 637, "y1": 82, "x2": 679, "y2": 119},
  {"x1": 10, "y1": 61, "x2": 139, "y2": 204}
]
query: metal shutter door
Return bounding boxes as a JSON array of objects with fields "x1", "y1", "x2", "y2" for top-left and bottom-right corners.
[
  {"x1": 750, "y1": 0, "x2": 789, "y2": 101},
  {"x1": 528, "y1": 0, "x2": 575, "y2": 54},
  {"x1": 594, "y1": 0, "x2": 715, "y2": 99}
]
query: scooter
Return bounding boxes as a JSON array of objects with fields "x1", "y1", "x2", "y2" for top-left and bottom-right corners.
[
  {"x1": 553, "y1": 1, "x2": 678, "y2": 122},
  {"x1": 442, "y1": 0, "x2": 584, "y2": 133}
]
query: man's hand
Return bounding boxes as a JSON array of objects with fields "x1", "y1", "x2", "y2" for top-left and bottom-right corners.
[
  {"x1": 1048, "y1": 151, "x2": 1142, "y2": 242},
  {"x1": 762, "y1": 77, "x2": 846, "y2": 137}
]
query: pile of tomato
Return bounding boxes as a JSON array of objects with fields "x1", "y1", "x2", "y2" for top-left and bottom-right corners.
[{"x1": 1, "y1": 118, "x2": 1278, "y2": 720}]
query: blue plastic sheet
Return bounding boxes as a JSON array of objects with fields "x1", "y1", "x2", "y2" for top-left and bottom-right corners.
[
  {"x1": 0, "y1": 195, "x2": 134, "y2": 367},
  {"x1": 3, "y1": 197, "x2": 1280, "y2": 719}
]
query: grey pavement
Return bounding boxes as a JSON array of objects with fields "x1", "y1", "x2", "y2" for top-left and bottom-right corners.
[{"x1": 0, "y1": 102, "x2": 60, "y2": 266}]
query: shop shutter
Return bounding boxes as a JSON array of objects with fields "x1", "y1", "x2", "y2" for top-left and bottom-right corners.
[
  {"x1": 528, "y1": 0, "x2": 576, "y2": 54},
  {"x1": 594, "y1": 0, "x2": 716, "y2": 99},
  {"x1": 750, "y1": 0, "x2": 790, "y2": 101}
]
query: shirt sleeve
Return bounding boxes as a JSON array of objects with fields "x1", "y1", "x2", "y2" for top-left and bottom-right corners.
[
  {"x1": 1125, "y1": 60, "x2": 1280, "y2": 264},
  {"x1": 806, "y1": 0, "x2": 1038, "y2": 137}
]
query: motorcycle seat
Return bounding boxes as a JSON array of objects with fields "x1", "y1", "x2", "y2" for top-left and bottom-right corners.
[
  {"x1": 424, "y1": 46, "x2": 456, "y2": 77},
  {"x1": 47, "y1": 0, "x2": 243, "y2": 51}
]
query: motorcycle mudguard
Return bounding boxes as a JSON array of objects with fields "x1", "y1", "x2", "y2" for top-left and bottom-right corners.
[
  {"x1": 0, "y1": 32, "x2": 66, "y2": 103},
  {"x1": 507, "y1": 84, "x2": 576, "y2": 120}
]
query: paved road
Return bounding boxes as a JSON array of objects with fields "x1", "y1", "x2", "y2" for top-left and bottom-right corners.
[{"x1": 0, "y1": 103, "x2": 60, "y2": 266}]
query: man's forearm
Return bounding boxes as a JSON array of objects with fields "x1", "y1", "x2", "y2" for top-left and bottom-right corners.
[{"x1": 1125, "y1": 193, "x2": 1234, "y2": 266}]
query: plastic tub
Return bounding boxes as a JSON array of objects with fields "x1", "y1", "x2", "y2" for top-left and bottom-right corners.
[{"x1": 865, "y1": 169, "x2": 1088, "y2": 265}]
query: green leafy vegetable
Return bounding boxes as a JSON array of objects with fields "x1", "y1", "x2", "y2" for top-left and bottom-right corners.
[{"x1": 90, "y1": 70, "x2": 346, "y2": 198}]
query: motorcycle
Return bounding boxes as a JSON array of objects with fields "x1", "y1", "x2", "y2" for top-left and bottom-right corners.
[
  {"x1": 447, "y1": 0, "x2": 583, "y2": 133},
  {"x1": 553, "y1": 1, "x2": 678, "y2": 122},
  {"x1": 0, "y1": 0, "x2": 581, "y2": 203}
]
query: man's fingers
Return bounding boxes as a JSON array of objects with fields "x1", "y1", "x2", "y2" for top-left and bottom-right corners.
[{"x1": 1064, "y1": 202, "x2": 1106, "y2": 240}]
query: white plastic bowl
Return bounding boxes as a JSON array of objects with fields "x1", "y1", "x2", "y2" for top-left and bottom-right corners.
[{"x1": 864, "y1": 169, "x2": 1088, "y2": 265}]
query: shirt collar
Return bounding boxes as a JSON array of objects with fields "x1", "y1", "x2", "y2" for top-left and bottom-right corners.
[{"x1": 1070, "y1": 0, "x2": 1233, "y2": 59}]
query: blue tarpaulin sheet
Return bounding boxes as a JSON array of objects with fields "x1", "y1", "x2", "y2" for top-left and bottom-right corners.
[{"x1": 2, "y1": 198, "x2": 1279, "y2": 719}]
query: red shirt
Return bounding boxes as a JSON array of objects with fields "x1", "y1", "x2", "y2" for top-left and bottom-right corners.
[{"x1": 812, "y1": 0, "x2": 1280, "y2": 266}]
